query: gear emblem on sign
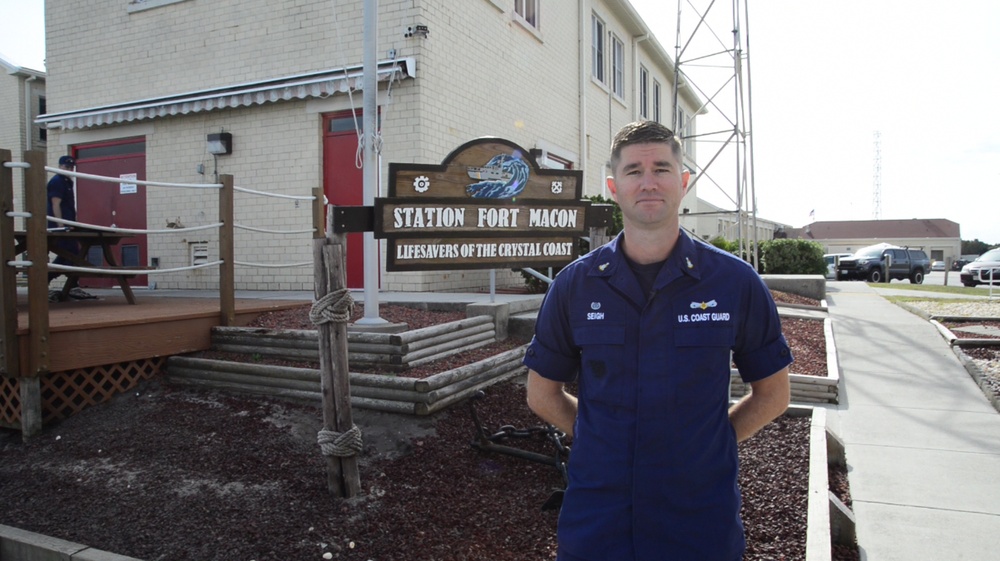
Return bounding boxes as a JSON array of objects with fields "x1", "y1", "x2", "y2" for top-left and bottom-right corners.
[
  {"x1": 413, "y1": 175, "x2": 430, "y2": 193},
  {"x1": 551, "y1": 181, "x2": 563, "y2": 194}
]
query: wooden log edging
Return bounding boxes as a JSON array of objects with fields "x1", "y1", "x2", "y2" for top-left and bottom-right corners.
[
  {"x1": 165, "y1": 345, "x2": 528, "y2": 416},
  {"x1": 732, "y1": 318, "x2": 839, "y2": 404},
  {"x1": 212, "y1": 315, "x2": 496, "y2": 369}
]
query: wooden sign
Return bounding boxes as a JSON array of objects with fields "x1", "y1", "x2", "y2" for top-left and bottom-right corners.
[{"x1": 382, "y1": 138, "x2": 591, "y2": 271}]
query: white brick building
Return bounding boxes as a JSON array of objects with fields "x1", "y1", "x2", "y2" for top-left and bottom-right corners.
[
  {"x1": 1, "y1": 54, "x2": 46, "y2": 227},
  {"x1": 36, "y1": 0, "x2": 706, "y2": 292}
]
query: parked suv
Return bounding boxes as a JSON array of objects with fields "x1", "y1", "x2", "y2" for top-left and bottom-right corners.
[
  {"x1": 960, "y1": 248, "x2": 1000, "y2": 287},
  {"x1": 836, "y1": 243, "x2": 930, "y2": 284}
]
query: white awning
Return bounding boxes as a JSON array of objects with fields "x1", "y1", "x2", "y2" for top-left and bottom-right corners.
[{"x1": 38, "y1": 57, "x2": 415, "y2": 130}]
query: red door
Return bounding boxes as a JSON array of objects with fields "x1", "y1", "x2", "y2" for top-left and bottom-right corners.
[
  {"x1": 73, "y1": 138, "x2": 148, "y2": 288},
  {"x1": 323, "y1": 111, "x2": 372, "y2": 289}
]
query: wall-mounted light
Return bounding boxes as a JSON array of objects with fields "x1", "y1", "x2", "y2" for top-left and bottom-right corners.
[
  {"x1": 207, "y1": 132, "x2": 233, "y2": 155},
  {"x1": 405, "y1": 24, "x2": 429, "y2": 38}
]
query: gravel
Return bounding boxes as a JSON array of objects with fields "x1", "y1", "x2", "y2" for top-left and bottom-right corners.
[
  {"x1": 0, "y1": 291, "x2": 839, "y2": 561},
  {"x1": 900, "y1": 299, "x2": 1000, "y2": 319}
]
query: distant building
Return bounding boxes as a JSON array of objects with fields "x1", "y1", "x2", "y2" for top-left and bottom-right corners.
[
  {"x1": 787, "y1": 218, "x2": 961, "y2": 266},
  {"x1": 0, "y1": 54, "x2": 45, "y2": 226},
  {"x1": 678, "y1": 196, "x2": 788, "y2": 245}
]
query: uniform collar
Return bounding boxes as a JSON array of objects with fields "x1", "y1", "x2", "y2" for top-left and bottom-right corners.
[
  {"x1": 587, "y1": 230, "x2": 702, "y2": 283},
  {"x1": 586, "y1": 230, "x2": 702, "y2": 307},
  {"x1": 658, "y1": 229, "x2": 702, "y2": 286}
]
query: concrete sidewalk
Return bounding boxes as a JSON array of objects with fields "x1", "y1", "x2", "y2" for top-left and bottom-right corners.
[{"x1": 826, "y1": 282, "x2": 1000, "y2": 560}]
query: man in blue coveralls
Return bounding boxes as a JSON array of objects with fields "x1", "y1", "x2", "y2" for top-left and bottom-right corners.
[
  {"x1": 524, "y1": 120, "x2": 792, "y2": 560},
  {"x1": 46, "y1": 155, "x2": 79, "y2": 284}
]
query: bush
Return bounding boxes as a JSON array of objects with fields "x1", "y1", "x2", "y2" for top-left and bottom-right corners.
[
  {"x1": 759, "y1": 239, "x2": 827, "y2": 275},
  {"x1": 708, "y1": 236, "x2": 739, "y2": 254}
]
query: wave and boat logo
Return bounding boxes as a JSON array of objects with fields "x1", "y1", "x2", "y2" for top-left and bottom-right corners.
[{"x1": 466, "y1": 154, "x2": 530, "y2": 199}]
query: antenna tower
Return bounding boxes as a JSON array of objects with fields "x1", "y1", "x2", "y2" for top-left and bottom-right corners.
[
  {"x1": 672, "y1": 0, "x2": 757, "y2": 266},
  {"x1": 872, "y1": 131, "x2": 882, "y2": 220}
]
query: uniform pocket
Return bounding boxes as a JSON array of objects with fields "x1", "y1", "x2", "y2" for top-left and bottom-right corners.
[
  {"x1": 671, "y1": 326, "x2": 734, "y2": 399},
  {"x1": 572, "y1": 323, "x2": 629, "y2": 407}
]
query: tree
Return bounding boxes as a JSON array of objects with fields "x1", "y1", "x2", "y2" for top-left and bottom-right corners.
[{"x1": 962, "y1": 239, "x2": 997, "y2": 255}]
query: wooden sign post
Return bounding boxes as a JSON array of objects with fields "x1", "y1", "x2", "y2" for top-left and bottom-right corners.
[
  {"x1": 312, "y1": 213, "x2": 362, "y2": 498},
  {"x1": 314, "y1": 138, "x2": 612, "y2": 497}
]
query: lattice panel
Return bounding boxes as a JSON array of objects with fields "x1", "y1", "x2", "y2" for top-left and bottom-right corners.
[
  {"x1": 0, "y1": 375, "x2": 19, "y2": 429},
  {"x1": 40, "y1": 357, "x2": 165, "y2": 423}
]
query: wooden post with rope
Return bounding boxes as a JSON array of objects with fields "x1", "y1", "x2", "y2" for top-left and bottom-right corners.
[{"x1": 312, "y1": 206, "x2": 362, "y2": 497}]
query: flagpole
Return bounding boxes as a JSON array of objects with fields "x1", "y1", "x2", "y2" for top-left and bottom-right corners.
[{"x1": 359, "y1": 0, "x2": 386, "y2": 325}]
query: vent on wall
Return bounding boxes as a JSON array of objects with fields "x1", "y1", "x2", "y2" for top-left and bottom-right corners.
[{"x1": 189, "y1": 242, "x2": 209, "y2": 266}]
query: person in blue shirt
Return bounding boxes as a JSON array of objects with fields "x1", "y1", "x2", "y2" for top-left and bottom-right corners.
[
  {"x1": 524, "y1": 120, "x2": 793, "y2": 561},
  {"x1": 46, "y1": 155, "x2": 79, "y2": 285}
]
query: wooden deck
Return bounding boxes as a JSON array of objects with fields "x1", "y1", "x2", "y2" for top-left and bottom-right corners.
[{"x1": 13, "y1": 293, "x2": 309, "y2": 376}]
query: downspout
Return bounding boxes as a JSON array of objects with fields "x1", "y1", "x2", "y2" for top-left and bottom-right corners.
[
  {"x1": 23, "y1": 75, "x2": 37, "y2": 154},
  {"x1": 579, "y1": 0, "x2": 587, "y2": 196}
]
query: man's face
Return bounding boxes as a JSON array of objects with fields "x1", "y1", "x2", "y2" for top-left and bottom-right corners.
[{"x1": 607, "y1": 142, "x2": 690, "y2": 231}]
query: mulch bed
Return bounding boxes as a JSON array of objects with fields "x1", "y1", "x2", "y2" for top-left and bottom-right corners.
[
  {"x1": 0, "y1": 288, "x2": 853, "y2": 561},
  {"x1": 0, "y1": 381, "x2": 819, "y2": 561}
]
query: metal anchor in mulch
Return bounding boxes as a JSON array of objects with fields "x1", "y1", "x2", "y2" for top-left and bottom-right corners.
[{"x1": 466, "y1": 390, "x2": 570, "y2": 511}]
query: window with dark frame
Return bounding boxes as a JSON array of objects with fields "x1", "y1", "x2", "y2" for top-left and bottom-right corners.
[
  {"x1": 592, "y1": 15, "x2": 605, "y2": 84},
  {"x1": 39, "y1": 96, "x2": 47, "y2": 142},
  {"x1": 640, "y1": 66, "x2": 649, "y2": 119},
  {"x1": 653, "y1": 80, "x2": 661, "y2": 123},
  {"x1": 514, "y1": 0, "x2": 539, "y2": 28},
  {"x1": 612, "y1": 34, "x2": 624, "y2": 98}
]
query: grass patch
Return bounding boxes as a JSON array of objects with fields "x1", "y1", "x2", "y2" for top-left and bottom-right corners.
[
  {"x1": 884, "y1": 296, "x2": 983, "y2": 306},
  {"x1": 866, "y1": 283, "x2": 992, "y2": 297}
]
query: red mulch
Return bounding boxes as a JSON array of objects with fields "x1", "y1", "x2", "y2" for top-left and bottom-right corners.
[{"x1": 0, "y1": 290, "x2": 852, "y2": 561}]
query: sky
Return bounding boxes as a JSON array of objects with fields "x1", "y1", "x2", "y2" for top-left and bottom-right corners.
[
  {"x1": 630, "y1": 0, "x2": 1000, "y2": 244},
  {"x1": 2, "y1": 0, "x2": 998, "y2": 243}
]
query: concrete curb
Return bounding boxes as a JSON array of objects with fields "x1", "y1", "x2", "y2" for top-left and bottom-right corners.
[
  {"x1": 926, "y1": 320, "x2": 1000, "y2": 413},
  {"x1": 0, "y1": 524, "x2": 142, "y2": 561}
]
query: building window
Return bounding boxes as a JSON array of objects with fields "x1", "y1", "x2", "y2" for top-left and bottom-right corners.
[
  {"x1": 38, "y1": 96, "x2": 47, "y2": 142},
  {"x1": 514, "y1": 0, "x2": 539, "y2": 29},
  {"x1": 639, "y1": 66, "x2": 649, "y2": 119},
  {"x1": 677, "y1": 109, "x2": 695, "y2": 155},
  {"x1": 592, "y1": 15, "x2": 605, "y2": 84},
  {"x1": 533, "y1": 147, "x2": 575, "y2": 170},
  {"x1": 653, "y1": 80, "x2": 661, "y2": 123},
  {"x1": 612, "y1": 34, "x2": 625, "y2": 98}
]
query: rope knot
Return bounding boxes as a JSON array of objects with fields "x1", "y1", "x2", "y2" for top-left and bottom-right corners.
[
  {"x1": 310, "y1": 288, "x2": 354, "y2": 325},
  {"x1": 317, "y1": 425, "x2": 363, "y2": 457}
]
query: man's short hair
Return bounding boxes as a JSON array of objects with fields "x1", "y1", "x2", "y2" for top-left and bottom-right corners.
[{"x1": 609, "y1": 120, "x2": 684, "y2": 174}]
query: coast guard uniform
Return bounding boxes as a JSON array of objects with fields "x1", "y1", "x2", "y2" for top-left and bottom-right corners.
[{"x1": 524, "y1": 231, "x2": 794, "y2": 561}]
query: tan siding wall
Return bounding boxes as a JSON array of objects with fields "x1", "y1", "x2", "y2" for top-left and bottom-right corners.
[
  {"x1": 0, "y1": 71, "x2": 45, "y2": 226},
  {"x1": 0, "y1": 72, "x2": 25, "y2": 204}
]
